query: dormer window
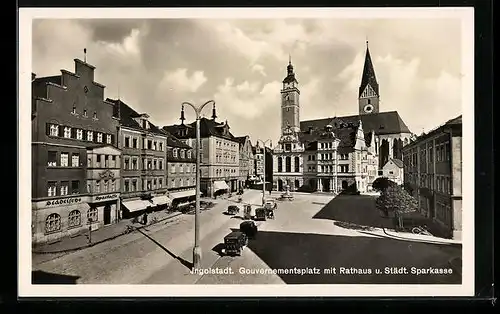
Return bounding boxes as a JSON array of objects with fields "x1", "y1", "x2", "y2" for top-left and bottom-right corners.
[
  {"x1": 180, "y1": 150, "x2": 185, "y2": 158},
  {"x1": 187, "y1": 150, "x2": 192, "y2": 158},
  {"x1": 72, "y1": 106, "x2": 76, "y2": 114},
  {"x1": 83, "y1": 109, "x2": 87, "y2": 117},
  {"x1": 93, "y1": 112, "x2": 97, "y2": 119},
  {"x1": 173, "y1": 149, "x2": 178, "y2": 157}
]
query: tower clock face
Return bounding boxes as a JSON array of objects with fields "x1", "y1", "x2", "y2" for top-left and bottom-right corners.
[{"x1": 364, "y1": 104, "x2": 374, "y2": 113}]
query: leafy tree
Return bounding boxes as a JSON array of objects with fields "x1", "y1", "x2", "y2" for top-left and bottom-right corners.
[
  {"x1": 372, "y1": 177, "x2": 397, "y2": 192},
  {"x1": 375, "y1": 185, "x2": 418, "y2": 229}
]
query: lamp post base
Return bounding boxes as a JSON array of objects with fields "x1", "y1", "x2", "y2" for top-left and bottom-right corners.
[{"x1": 193, "y1": 246, "x2": 202, "y2": 269}]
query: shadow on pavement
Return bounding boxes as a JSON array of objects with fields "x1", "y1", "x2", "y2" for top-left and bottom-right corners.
[
  {"x1": 247, "y1": 230, "x2": 462, "y2": 284},
  {"x1": 137, "y1": 229, "x2": 193, "y2": 270},
  {"x1": 32, "y1": 270, "x2": 80, "y2": 284},
  {"x1": 334, "y1": 221, "x2": 375, "y2": 231}
]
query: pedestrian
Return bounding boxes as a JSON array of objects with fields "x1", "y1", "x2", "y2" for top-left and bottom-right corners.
[
  {"x1": 143, "y1": 212, "x2": 148, "y2": 225},
  {"x1": 269, "y1": 189, "x2": 272, "y2": 195}
]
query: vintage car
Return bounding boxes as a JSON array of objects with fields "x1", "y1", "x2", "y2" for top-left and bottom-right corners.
[
  {"x1": 264, "y1": 200, "x2": 277, "y2": 210},
  {"x1": 254, "y1": 207, "x2": 267, "y2": 221},
  {"x1": 239, "y1": 221, "x2": 258, "y2": 239},
  {"x1": 224, "y1": 231, "x2": 248, "y2": 256},
  {"x1": 243, "y1": 204, "x2": 253, "y2": 220},
  {"x1": 227, "y1": 205, "x2": 240, "y2": 215}
]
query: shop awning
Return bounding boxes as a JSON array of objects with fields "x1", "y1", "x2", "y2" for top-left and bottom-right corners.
[
  {"x1": 169, "y1": 189, "x2": 196, "y2": 200},
  {"x1": 151, "y1": 195, "x2": 172, "y2": 206},
  {"x1": 213, "y1": 181, "x2": 229, "y2": 191},
  {"x1": 122, "y1": 199, "x2": 152, "y2": 213}
]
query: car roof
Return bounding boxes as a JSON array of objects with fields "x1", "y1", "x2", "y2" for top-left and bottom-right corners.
[{"x1": 225, "y1": 231, "x2": 244, "y2": 239}]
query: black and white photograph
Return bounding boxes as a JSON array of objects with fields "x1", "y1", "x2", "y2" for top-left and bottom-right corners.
[{"x1": 19, "y1": 8, "x2": 474, "y2": 297}]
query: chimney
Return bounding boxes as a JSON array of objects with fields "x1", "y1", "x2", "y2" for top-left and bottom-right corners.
[
  {"x1": 31, "y1": 73, "x2": 36, "y2": 82},
  {"x1": 74, "y1": 49, "x2": 95, "y2": 81}
]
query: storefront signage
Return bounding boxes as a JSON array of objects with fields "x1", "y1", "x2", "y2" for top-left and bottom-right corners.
[
  {"x1": 93, "y1": 193, "x2": 119, "y2": 202},
  {"x1": 45, "y1": 197, "x2": 83, "y2": 207}
]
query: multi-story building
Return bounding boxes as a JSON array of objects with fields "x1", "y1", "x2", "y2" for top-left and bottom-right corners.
[
  {"x1": 253, "y1": 143, "x2": 274, "y2": 189},
  {"x1": 273, "y1": 43, "x2": 412, "y2": 192},
  {"x1": 402, "y1": 115, "x2": 462, "y2": 240},
  {"x1": 162, "y1": 129, "x2": 196, "y2": 206},
  {"x1": 32, "y1": 57, "x2": 121, "y2": 245},
  {"x1": 106, "y1": 99, "x2": 169, "y2": 218},
  {"x1": 164, "y1": 105, "x2": 240, "y2": 197},
  {"x1": 235, "y1": 135, "x2": 254, "y2": 189},
  {"x1": 381, "y1": 158, "x2": 404, "y2": 185}
]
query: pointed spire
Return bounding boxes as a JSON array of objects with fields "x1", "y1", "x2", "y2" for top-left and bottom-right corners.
[
  {"x1": 180, "y1": 104, "x2": 185, "y2": 125},
  {"x1": 287, "y1": 54, "x2": 294, "y2": 75},
  {"x1": 289, "y1": 53, "x2": 291, "y2": 65},
  {"x1": 359, "y1": 41, "x2": 379, "y2": 98},
  {"x1": 211, "y1": 103, "x2": 217, "y2": 120},
  {"x1": 84, "y1": 48, "x2": 87, "y2": 63}
]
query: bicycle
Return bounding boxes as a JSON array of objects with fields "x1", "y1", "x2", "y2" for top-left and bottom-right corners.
[{"x1": 411, "y1": 225, "x2": 433, "y2": 236}]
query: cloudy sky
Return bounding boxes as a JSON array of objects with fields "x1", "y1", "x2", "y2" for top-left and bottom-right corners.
[{"x1": 32, "y1": 17, "x2": 463, "y2": 144}]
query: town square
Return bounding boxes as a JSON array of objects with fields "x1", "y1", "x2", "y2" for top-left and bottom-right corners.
[{"x1": 24, "y1": 13, "x2": 467, "y2": 289}]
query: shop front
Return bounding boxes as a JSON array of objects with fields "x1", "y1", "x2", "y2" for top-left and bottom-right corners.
[
  {"x1": 151, "y1": 193, "x2": 172, "y2": 211},
  {"x1": 32, "y1": 195, "x2": 94, "y2": 245},
  {"x1": 88, "y1": 193, "x2": 120, "y2": 226},
  {"x1": 121, "y1": 198, "x2": 154, "y2": 218}
]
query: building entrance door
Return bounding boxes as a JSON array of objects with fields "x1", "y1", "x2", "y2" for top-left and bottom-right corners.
[
  {"x1": 341, "y1": 180, "x2": 348, "y2": 190},
  {"x1": 278, "y1": 180, "x2": 283, "y2": 191},
  {"x1": 104, "y1": 204, "x2": 111, "y2": 225},
  {"x1": 322, "y1": 179, "x2": 331, "y2": 192}
]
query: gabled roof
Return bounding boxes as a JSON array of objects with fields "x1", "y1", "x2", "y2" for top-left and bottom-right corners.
[
  {"x1": 299, "y1": 124, "x2": 358, "y2": 154},
  {"x1": 164, "y1": 117, "x2": 237, "y2": 141},
  {"x1": 300, "y1": 111, "x2": 411, "y2": 136},
  {"x1": 391, "y1": 158, "x2": 404, "y2": 168},
  {"x1": 235, "y1": 135, "x2": 249, "y2": 145},
  {"x1": 106, "y1": 98, "x2": 166, "y2": 136},
  {"x1": 160, "y1": 128, "x2": 192, "y2": 149},
  {"x1": 359, "y1": 43, "x2": 379, "y2": 97}
]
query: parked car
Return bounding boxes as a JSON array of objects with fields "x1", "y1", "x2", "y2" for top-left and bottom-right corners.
[
  {"x1": 227, "y1": 205, "x2": 240, "y2": 215},
  {"x1": 223, "y1": 231, "x2": 248, "y2": 256},
  {"x1": 254, "y1": 207, "x2": 267, "y2": 221},
  {"x1": 239, "y1": 221, "x2": 258, "y2": 239}
]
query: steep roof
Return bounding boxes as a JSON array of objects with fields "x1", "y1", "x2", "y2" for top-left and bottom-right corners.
[
  {"x1": 391, "y1": 158, "x2": 404, "y2": 168},
  {"x1": 106, "y1": 98, "x2": 166, "y2": 136},
  {"x1": 164, "y1": 117, "x2": 237, "y2": 141},
  {"x1": 359, "y1": 43, "x2": 379, "y2": 97},
  {"x1": 300, "y1": 111, "x2": 411, "y2": 136},
  {"x1": 160, "y1": 128, "x2": 192, "y2": 149},
  {"x1": 299, "y1": 124, "x2": 358, "y2": 154},
  {"x1": 235, "y1": 135, "x2": 249, "y2": 145}
]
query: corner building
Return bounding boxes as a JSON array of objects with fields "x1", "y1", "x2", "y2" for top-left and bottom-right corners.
[{"x1": 32, "y1": 57, "x2": 121, "y2": 245}]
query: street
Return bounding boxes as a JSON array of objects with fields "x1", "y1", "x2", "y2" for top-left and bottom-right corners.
[{"x1": 32, "y1": 190, "x2": 462, "y2": 285}]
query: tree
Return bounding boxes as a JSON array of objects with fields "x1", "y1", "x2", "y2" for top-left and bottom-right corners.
[
  {"x1": 372, "y1": 177, "x2": 397, "y2": 192},
  {"x1": 375, "y1": 185, "x2": 418, "y2": 229}
]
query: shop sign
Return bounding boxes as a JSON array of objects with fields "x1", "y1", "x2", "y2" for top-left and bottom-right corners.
[
  {"x1": 93, "y1": 193, "x2": 119, "y2": 202},
  {"x1": 45, "y1": 197, "x2": 83, "y2": 208}
]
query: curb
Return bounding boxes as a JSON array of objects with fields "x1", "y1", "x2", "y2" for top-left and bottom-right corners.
[
  {"x1": 33, "y1": 211, "x2": 184, "y2": 255},
  {"x1": 381, "y1": 228, "x2": 462, "y2": 247}
]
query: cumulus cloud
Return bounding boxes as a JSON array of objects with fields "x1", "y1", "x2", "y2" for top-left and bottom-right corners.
[{"x1": 31, "y1": 16, "x2": 465, "y2": 144}]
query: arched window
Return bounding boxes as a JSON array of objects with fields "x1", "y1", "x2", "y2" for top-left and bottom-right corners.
[
  {"x1": 294, "y1": 156, "x2": 300, "y2": 172},
  {"x1": 87, "y1": 208, "x2": 98, "y2": 223},
  {"x1": 68, "y1": 210, "x2": 81, "y2": 228},
  {"x1": 277, "y1": 157, "x2": 283, "y2": 172},
  {"x1": 45, "y1": 213, "x2": 61, "y2": 233},
  {"x1": 285, "y1": 156, "x2": 291, "y2": 172}
]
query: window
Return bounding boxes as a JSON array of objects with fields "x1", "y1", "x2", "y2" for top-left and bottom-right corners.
[
  {"x1": 49, "y1": 124, "x2": 59, "y2": 136},
  {"x1": 72, "y1": 106, "x2": 76, "y2": 114},
  {"x1": 71, "y1": 154, "x2": 79, "y2": 167},
  {"x1": 153, "y1": 178, "x2": 157, "y2": 189},
  {"x1": 83, "y1": 109, "x2": 87, "y2": 117},
  {"x1": 93, "y1": 112, "x2": 97, "y2": 119},
  {"x1": 124, "y1": 180, "x2": 129, "y2": 192},
  {"x1": 445, "y1": 143, "x2": 450, "y2": 161},
  {"x1": 48, "y1": 151, "x2": 57, "y2": 167},
  {"x1": 71, "y1": 181, "x2": 79, "y2": 194},
  {"x1": 125, "y1": 137, "x2": 130, "y2": 148},
  {"x1": 153, "y1": 159, "x2": 157, "y2": 170},
  {"x1": 63, "y1": 127, "x2": 71, "y2": 138},
  {"x1": 180, "y1": 150, "x2": 185, "y2": 158},
  {"x1": 171, "y1": 165, "x2": 176, "y2": 173},
  {"x1": 97, "y1": 154, "x2": 102, "y2": 167},
  {"x1": 131, "y1": 180, "x2": 136, "y2": 191},
  {"x1": 159, "y1": 160, "x2": 163, "y2": 170},
  {"x1": 132, "y1": 138, "x2": 137, "y2": 148},
  {"x1": 76, "y1": 129, "x2": 83, "y2": 140},
  {"x1": 47, "y1": 181, "x2": 57, "y2": 197},
  {"x1": 159, "y1": 178, "x2": 163, "y2": 187},
  {"x1": 192, "y1": 165, "x2": 196, "y2": 173},
  {"x1": 159, "y1": 142, "x2": 163, "y2": 151},
  {"x1": 277, "y1": 157, "x2": 283, "y2": 172},
  {"x1": 148, "y1": 140, "x2": 152, "y2": 150},
  {"x1": 68, "y1": 210, "x2": 81, "y2": 228},
  {"x1": 339, "y1": 165, "x2": 349, "y2": 173},
  {"x1": 124, "y1": 157, "x2": 129, "y2": 170},
  {"x1": 294, "y1": 156, "x2": 300, "y2": 172},
  {"x1": 285, "y1": 156, "x2": 291, "y2": 172},
  {"x1": 179, "y1": 178, "x2": 183, "y2": 187},
  {"x1": 132, "y1": 158, "x2": 137, "y2": 170},
  {"x1": 97, "y1": 133, "x2": 103, "y2": 142},
  {"x1": 173, "y1": 149, "x2": 178, "y2": 157},
  {"x1": 171, "y1": 179, "x2": 176, "y2": 188},
  {"x1": 147, "y1": 159, "x2": 152, "y2": 170},
  {"x1": 87, "y1": 131, "x2": 93, "y2": 142},
  {"x1": 153, "y1": 141, "x2": 157, "y2": 150},
  {"x1": 179, "y1": 163, "x2": 184, "y2": 173},
  {"x1": 96, "y1": 180, "x2": 101, "y2": 193},
  {"x1": 45, "y1": 213, "x2": 61, "y2": 233},
  {"x1": 60, "y1": 153, "x2": 69, "y2": 167},
  {"x1": 87, "y1": 208, "x2": 98, "y2": 223},
  {"x1": 106, "y1": 134, "x2": 112, "y2": 144}
]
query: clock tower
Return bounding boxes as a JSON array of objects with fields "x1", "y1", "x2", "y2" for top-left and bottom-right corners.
[
  {"x1": 281, "y1": 56, "x2": 300, "y2": 134},
  {"x1": 358, "y1": 41, "x2": 380, "y2": 115}
]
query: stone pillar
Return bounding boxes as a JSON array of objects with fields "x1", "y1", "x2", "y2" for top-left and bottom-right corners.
[
  {"x1": 317, "y1": 178, "x2": 323, "y2": 192},
  {"x1": 388, "y1": 138, "x2": 394, "y2": 159}
]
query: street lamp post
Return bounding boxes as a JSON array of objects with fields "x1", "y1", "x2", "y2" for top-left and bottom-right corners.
[
  {"x1": 181, "y1": 100, "x2": 215, "y2": 270},
  {"x1": 258, "y1": 139, "x2": 272, "y2": 206}
]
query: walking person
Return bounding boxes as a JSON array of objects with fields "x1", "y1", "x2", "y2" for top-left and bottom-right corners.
[{"x1": 143, "y1": 212, "x2": 148, "y2": 225}]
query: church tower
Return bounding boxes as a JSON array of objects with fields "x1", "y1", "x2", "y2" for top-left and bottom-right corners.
[
  {"x1": 281, "y1": 56, "x2": 300, "y2": 134},
  {"x1": 358, "y1": 41, "x2": 380, "y2": 115}
]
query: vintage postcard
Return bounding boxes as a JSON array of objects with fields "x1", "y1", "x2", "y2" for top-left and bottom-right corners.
[{"x1": 19, "y1": 7, "x2": 474, "y2": 297}]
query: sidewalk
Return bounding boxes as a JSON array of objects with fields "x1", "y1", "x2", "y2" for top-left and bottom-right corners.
[{"x1": 32, "y1": 208, "x2": 187, "y2": 254}]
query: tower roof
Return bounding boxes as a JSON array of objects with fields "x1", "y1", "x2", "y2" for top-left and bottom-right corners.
[
  {"x1": 283, "y1": 56, "x2": 298, "y2": 84},
  {"x1": 359, "y1": 41, "x2": 379, "y2": 97}
]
